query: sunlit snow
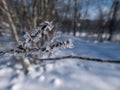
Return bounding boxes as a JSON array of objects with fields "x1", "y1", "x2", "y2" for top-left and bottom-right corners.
[{"x1": 0, "y1": 35, "x2": 120, "y2": 90}]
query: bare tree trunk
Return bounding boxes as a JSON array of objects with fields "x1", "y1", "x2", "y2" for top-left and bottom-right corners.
[
  {"x1": 96, "y1": 1, "x2": 105, "y2": 42},
  {"x1": 73, "y1": 0, "x2": 77, "y2": 36},
  {"x1": 108, "y1": 1, "x2": 120, "y2": 41},
  {"x1": 41, "y1": 0, "x2": 45, "y2": 20},
  {"x1": 22, "y1": 0, "x2": 32, "y2": 30},
  {"x1": 1, "y1": 0, "x2": 19, "y2": 42},
  {"x1": 1, "y1": 0, "x2": 32, "y2": 73},
  {"x1": 33, "y1": 0, "x2": 38, "y2": 28}
]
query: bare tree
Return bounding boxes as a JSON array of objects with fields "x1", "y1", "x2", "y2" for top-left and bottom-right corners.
[
  {"x1": 108, "y1": 0, "x2": 120, "y2": 41},
  {"x1": 22, "y1": 0, "x2": 33, "y2": 30},
  {"x1": 96, "y1": 0, "x2": 105, "y2": 41},
  {"x1": 0, "y1": 0, "x2": 19, "y2": 42},
  {"x1": 64, "y1": 0, "x2": 71, "y2": 19},
  {"x1": 73, "y1": 0, "x2": 78, "y2": 36}
]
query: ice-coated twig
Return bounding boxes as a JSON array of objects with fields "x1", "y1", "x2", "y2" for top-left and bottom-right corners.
[{"x1": 0, "y1": 39, "x2": 73, "y2": 58}]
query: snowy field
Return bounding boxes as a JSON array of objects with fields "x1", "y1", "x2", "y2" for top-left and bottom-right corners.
[{"x1": 0, "y1": 35, "x2": 120, "y2": 90}]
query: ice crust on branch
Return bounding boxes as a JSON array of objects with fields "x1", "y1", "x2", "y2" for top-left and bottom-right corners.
[{"x1": 16, "y1": 21, "x2": 73, "y2": 58}]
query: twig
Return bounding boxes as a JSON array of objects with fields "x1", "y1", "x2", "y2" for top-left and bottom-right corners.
[
  {"x1": 37, "y1": 55, "x2": 120, "y2": 64},
  {"x1": 0, "y1": 38, "x2": 71, "y2": 57}
]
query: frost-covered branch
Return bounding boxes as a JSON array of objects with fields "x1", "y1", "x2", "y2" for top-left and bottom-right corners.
[
  {"x1": 0, "y1": 21, "x2": 73, "y2": 73},
  {"x1": 0, "y1": 21, "x2": 72, "y2": 58},
  {"x1": 0, "y1": 39, "x2": 72, "y2": 57}
]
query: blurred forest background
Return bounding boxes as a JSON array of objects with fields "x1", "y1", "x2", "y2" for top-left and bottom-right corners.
[{"x1": 0, "y1": 0, "x2": 120, "y2": 43}]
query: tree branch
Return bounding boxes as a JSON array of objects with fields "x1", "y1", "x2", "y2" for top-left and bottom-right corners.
[
  {"x1": 37, "y1": 55, "x2": 120, "y2": 64},
  {"x1": 1, "y1": 49, "x2": 120, "y2": 64}
]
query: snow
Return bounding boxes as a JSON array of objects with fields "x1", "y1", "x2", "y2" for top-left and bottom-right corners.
[{"x1": 0, "y1": 35, "x2": 120, "y2": 90}]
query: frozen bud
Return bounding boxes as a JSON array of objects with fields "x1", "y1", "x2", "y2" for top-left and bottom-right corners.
[
  {"x1": 40, "y1": 21, "x2": 54, "y2": 31},
  {"x1": 46, "y1": 46, "x2": 50, "y2": 51},
  {"x1": 65, "y1": 39, "x2": 73, "y2": 48}
]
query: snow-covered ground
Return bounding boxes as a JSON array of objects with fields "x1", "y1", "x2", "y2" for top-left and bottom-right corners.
[{"x1": 0, "y1": 35, "x2": 120, "y2": 90}]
